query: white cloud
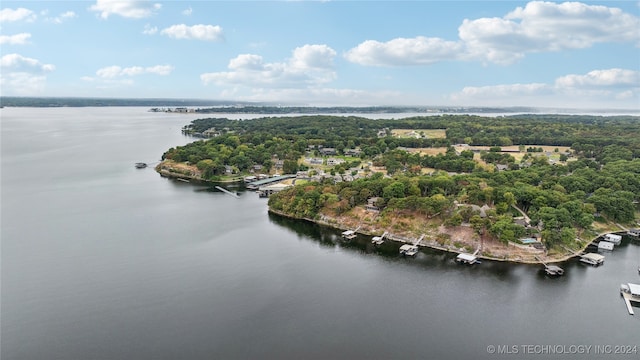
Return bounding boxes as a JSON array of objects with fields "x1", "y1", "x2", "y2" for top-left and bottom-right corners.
[
  {"x1": 345, "y1": 36, "x2": 463, "y2": 66},
  {"x1": 0, "y1": 7, "x2": 36, "y2": 22},
  {"x1": 46, "y1": 11, "x2": 77, "y2": 24},
  {"x1": 449, "y1": 68, "x2": 639, "y2": 108},
  {"x1": 95, "y1": 64, "x2": 174, "y2": 78},
  {"x1": 182, "y1": 7, "x2": 192, "y2": 16},
  {"x1": 160, "y1": 24, "x2": 224, "y2": 41},
  {"x1": 201, "y1": 44, "x2": 337, "y2": 89},
  {"x1": 143, "y1": 24, "x2": 158, "y2": 35},
  {"x1": 346, "y1": 1, "x2": 640, "y2": 66},
  {"x1": 555, "y1": 68, "x2": 640, "y2": 88},
  {"x1": 0, "y1": 54, "x2": 55, "y2": 95},
  {"x1": 460, "y1": 1, "x2": 640, "y2": 64},
  {"x1": 89, "y1": 0, "x2": 161, "y2": 19},
  {"x1": 1, "y1": 53, "x2": 55, "y2": 73},
  {"x1": 0, "y1": 33, "x2": 32, "y2": 45}
]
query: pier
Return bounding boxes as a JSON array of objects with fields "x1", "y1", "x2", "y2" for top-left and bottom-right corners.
[
  {"x1": 372, "y1": 231, "x2": 388, "y2": 245},
  {"x1": 535, "y1": 255, "x2": 564, "y2": 276},
  {"x1": 400, "y1": 234, "x2": 424, "y2": 256},
  {"x1": 620, "y1": 283, "x2": 640, "y2": 315},
  {"x1": 215, "y1": 186, "x2": 239, "y2": 198},
  {"x1": 456, "y1": 248, "x2": 480, "y2": 265}
]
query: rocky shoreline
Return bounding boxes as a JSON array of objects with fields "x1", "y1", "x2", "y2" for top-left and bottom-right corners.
[{"x1": 267, "y1": 207, "x2": 607, "y2": 265}]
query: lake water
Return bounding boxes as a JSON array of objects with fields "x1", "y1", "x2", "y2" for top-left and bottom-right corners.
[{"x1": 1, "y1": 107, "x2": 638, "y2": 360}]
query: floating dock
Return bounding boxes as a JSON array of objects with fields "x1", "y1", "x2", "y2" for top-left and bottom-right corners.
[
  {"x1": 602, "y1": 233, "x2": 622, "y2": 245},
  {"x1": 456, "y1": 252, "x2": 478, "y2": 265},
  {"x1": 399, "y1": 244, "x2": 419, "y2": 256},
  {"x1": 535, "y1": 255, "x2": 564, "y2": 276},
  {"x1": 598, "y1": 241, "x2": 614, "y2": 251},
  {"x1": 579, "y1": 253, "x2": 605, "y2": 266},
  {"x1": 341, "y1": 229, "x2": 357, "y2": 240},
  {"x1": 372, "y1": 231, "x2": 388, "y2": 245},
  {"x1": 215, "y1": 186, "x2": 239, "y2": 198},
  {"x1": 620, "y1": 283, "x2": 640, "y2": 315}
]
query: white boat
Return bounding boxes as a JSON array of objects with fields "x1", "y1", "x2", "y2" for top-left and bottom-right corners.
[
  {"x1": 135, "y1": 162, "x2": 147, "y2": 168},
  {"x1": 603, "y1": 233, "x2": 622, "y2": 245},
  {"x1": 399, "y1": 244, "x2": 419, "y2": 256},
  {"x1": 580, "y1": 253, "x2": 605, "y2": 266},
  {"x1": 598, "y1": 241, "x2": 614, "y2": 251}
]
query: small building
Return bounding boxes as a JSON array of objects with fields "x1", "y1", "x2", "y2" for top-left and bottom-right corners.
[{"x1": 366, "y1": 198, "x2": 381, "y2": 212}]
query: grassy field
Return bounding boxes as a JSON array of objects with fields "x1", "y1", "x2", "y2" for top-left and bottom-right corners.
[{"x1": 391, "y1": 129, "x2": 447, "y2": 139}]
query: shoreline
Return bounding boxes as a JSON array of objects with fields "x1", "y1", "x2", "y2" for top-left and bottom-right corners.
[{"x1": 267, "y1": 208, "x2": 621, "y2": 265}]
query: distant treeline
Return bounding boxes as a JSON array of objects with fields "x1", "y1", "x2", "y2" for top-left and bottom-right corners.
[
  {"x1": 192, "y1": 106, "x2": 538, "y2": 114},
  {"x1": 182, "y1": 114, "x2": 640, "y2": 157}
]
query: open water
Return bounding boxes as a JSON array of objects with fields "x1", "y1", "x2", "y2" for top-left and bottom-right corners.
[{"x1": 1, "y1": 107, "x2": 638, "y2": 360}]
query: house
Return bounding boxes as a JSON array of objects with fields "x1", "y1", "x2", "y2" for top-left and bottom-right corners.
[
  {"x1": 344, "y1": 148, "x2": 361, "y2": 157},
  {"x1": 274, "y1": 160, "x2": 284, "y2": 170},
  {"x1": 251, "y1": 164, "x2": 263, "y2": 173},
  {"x1": 203, "y1": 128, "x2": 220, "y2": 137},
  {"x1": 366, "y1": 197, "x2": 381, "y2": 212},
  {"x1": 327, "y1": 158, "x2": 345, "y2": 166},
  {"x1": 320, "y1": 148, "x2": 337, "y2": 156},
  {"x1": 224, "y1": 165, "x2": 234, "y2": 175},
  {"x1": 495, "y1": 164, "x2": 509, "y2": 171}
]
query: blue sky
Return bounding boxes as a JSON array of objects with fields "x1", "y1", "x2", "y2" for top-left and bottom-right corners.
[{"x1": 1, "y1": 1, "x2": 639, "y2": 109}]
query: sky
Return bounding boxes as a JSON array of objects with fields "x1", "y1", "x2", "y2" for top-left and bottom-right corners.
[{"x1": 1, "y1": 0, "x2": 639, "y2": 109}]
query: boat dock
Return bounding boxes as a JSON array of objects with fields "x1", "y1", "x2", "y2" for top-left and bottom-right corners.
[
  {"x1": 215, "y1": 186, "x2": 239, "y2": 198},
  {"x1": 372, "y1": 231, "x2": 388, "y2": 245},
  {"x1": 456, "y1": 248, "x2": 480, "y2": 265},
  {"x1": 535, "y1": 255, "x2": 564, "y2": 276},
  {"x1": 580, "y1": 253, "x2": 605, "y2": 266},
  {"x1": 342, "y1": 226, "x2": 360, "y2": 240},
  {"x1": 620, "y1": 283, "x2": 640, "y2": 315},
  {"x1": 246, "y1": 174, "x2": 296, "y2": 190},
  {"x1": 399, "y1": 234, "x2": 424, "y2": 256}
]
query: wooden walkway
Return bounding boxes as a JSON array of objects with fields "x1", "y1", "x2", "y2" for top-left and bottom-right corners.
[
  {"x1": 215, "y1": 186, "x2": 239, "y2": 198},
  {"x1": 621, "y1": 292, "x2": 636, "y2": 315}
]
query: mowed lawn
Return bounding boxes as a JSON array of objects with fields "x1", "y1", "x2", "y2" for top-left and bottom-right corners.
[{"x1": 391, "y1": 129, "x2": 447, "y2": 139}]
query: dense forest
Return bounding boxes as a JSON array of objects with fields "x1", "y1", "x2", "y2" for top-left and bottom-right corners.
[{"x1": 162, "y1": 114, "x2": 640, "y2": 252}]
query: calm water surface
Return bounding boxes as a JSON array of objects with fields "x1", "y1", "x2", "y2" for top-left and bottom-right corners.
[{"x1": 1, "y1": 107, "x2": 638, "y2": 360}]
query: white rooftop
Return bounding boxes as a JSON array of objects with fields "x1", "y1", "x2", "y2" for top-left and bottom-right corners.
[
  {"x1": 457, "y1": 253, "x2": 477, "y2": 261},
  {"x1": 628, "y1": 283, "x2": 640, "y2": 296}
]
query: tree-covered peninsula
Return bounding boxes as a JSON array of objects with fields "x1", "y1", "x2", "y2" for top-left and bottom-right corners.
[{"x1": 159, "y1": 114, "x2": 640, "y2": 262}]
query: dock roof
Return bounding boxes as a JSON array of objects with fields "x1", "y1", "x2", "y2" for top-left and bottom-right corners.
[{"x1": 628, "y1": 283, "x2": 640, "y2": 296}]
